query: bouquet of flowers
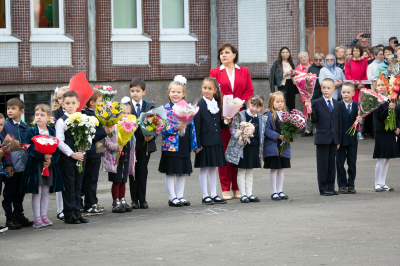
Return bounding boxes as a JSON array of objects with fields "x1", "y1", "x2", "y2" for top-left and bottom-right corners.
[
  {"x1": 293, "y1": 73, "x2": 317, "y2": 119},
  {"x1": 384, "y1": 75, "x2": 400, "y2": 131},
  {"x1": 1, "y1": 134, "x2": 30, "y2": 154},
  {"x1": 65, "y1": 112, "x2": 99, "y2": 172},
  {"x1": 93, "y1": 85, "x2": 117, "y2": 102},
  {"x1": 172, "y1": 100, "x2": 199, "y2": 136},
  {"x1": 346, "y1": 88, "x2": 386, "y2": 136},
  {"x1": 236, "y1": 121, "x2": 256, "y2": 145},
  {"x1": 138, "y1": 105, "x2": 167, "y2": 138},
  {"x1": 31, "y1": 135, "x2": 60, "y2": 177},
  {"x1": 279, "y1": 109, "x2": 307, "y2": 152},
  {"x1": 31, "y1": 117, "x2": 56, "y2": 129},
  {"x1": 223, "y1": 95, "x2": 244, "y2": 124},
  {"x1": 95, "y1": 101, "x2": 123, "y2": 127},
  {"x1": 116, "y1": 115, "x2": 138, "y2": 165}
]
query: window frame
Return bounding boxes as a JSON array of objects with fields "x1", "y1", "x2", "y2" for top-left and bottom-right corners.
[
  {"x1": 0, "y1": 0, "x2": 11, "y2": 35},
  {"x1": 111, "y1": 0, "x2": 143, "y2": 35},
  {"x1": 30, "y1": 0, "x2": 65, "y2": 35},
  {"x1": 159, "y1": 0, "x2": 189, "y2": 35}
]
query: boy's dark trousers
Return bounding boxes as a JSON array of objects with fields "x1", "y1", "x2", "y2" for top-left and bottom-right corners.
[
  {"x1": 316, "y1": 143, "x2": 337, "y2": 192},
  {"x1": 2, "y1": 172, "x2": 24, "y2": 222},
  {"x1": 81, "y1": 157, "x2": 101, "y2": 209},
  {"x1": 59, "y1": 154, "x2": 86, "y2": 217},
  {"x1": 129, "y1": 146, "x2": 150, "y2": 203},
  {"x1": 336, "y1": 144, "x2": 357, "y2": 188}
]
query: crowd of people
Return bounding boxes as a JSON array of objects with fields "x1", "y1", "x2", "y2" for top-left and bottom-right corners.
[{"x1": 0, "y1": 37, "x2": 399, "y2": 234}]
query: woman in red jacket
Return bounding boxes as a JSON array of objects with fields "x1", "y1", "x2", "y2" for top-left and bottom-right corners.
[
  {"x1": 345, "y1": 45, "x2": 369, "y2": 102},
  {"x1": 209, "y1": 43, "x2": 254, "y2": 200}
]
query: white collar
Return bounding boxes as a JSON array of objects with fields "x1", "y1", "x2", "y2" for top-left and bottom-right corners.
[
  {"x1": 132, "y1": 99, "x2": 143, "y2": 107},
  {"x1": 276, "y1": 110, "x2": 283, "y2": 120},
  {"x1": 344, "y1": 101, "x2": 353, "y2": 107},
  {"x1": 323, "y1": 95, "x2": 333, "y2": 102},
  {"x1": 38, "y1": 127, "x2": 49, "y2": 135},
  {"x1": 246, "y1": 109, "x2": 258, "y2": 118},
  {"x1": 203, "y1": 96, "x2": 219, "y2": 114},
  {"x1": 220, "y1": 64, "x2": 240, "y2": 70},
  {"x1": 12, "y1": 119, "x2": 20, "y2": 125},
  {"x1": 379, "y1": 94, "x2": 389, "y2": 101}
]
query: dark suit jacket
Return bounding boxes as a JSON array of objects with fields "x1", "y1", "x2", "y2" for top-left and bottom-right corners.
[
  {"x1": 311, "y1": 97, "x2": 342, "y2": 145},
  {"x1": 340, "y1": 101, "x2": 359, "y2": 146},
  {"x1": 193, "y1": 98, "x2": 227, "y2": 148},
  {"x1": 132, "y1": 100, "x2": 156, "y2": 152}
]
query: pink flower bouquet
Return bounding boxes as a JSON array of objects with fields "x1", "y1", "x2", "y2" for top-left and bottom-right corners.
[
  {"x1": 116, "y1": 115, "x2": 138, "y2": 165},
  {"x1": 236, "y1": 121, "x2": 255, "y2": 145},
  {"x1": 223, "y1": 95, "x2": 244, "y2": 124},
  {"x1": 279, "y1": 109, "x2": 307, "y2": 152},
  {"x1": 138, "y1": 105, "x2": 167, "y2": 137},
  {"x1": 93, "y1": 85, "x2": 117, "y2": 102},
  {"x1": 172, "y1": 100, "x2": 199, "y2": 136},
  {"x1": 293, "y1": 73, "x2": 317, "y2": 118}
]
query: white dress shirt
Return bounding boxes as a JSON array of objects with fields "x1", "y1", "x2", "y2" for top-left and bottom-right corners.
[
  {"x1": 132, "y1": 99, "x2": 143, "y2": 114},
  {"x1": 323, "y1": 95, "x2": 334, "y2": 110},
  {"x1": 55, "y1": 113, "x2": 74, "y2": 157},
  {"x1": 344, "y1": 101, "x2": 353, "y2": 113},
  {"x1": 246, "y1": 109, "x2": 258, "y2": 118},
  {"x1": 220, "y1": 64, "x2": 240, "y2": 92},
  {"x1": 276, "y1": 110, "x2": 283, "y2": 120}
]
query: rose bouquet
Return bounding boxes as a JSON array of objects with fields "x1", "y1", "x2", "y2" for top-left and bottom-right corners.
[
  {"x1": 95, "y1": 101, "x2": 123, "y2": 127},
  {"x1": 346, "y1": 88, "x2": 386, "y2": 136},
  {"x1": 116, "y1": 115, "x2": 138, "y2": 165},
  {"x1": 65, "y1": 112, "x2": 99, "y2": 172},
  {"x1": 93, "y1": 85, "x2": 117, "y2": 102},
  {"x1": 236, "y1": 121, "x2": 256, "y2": 145},
  {"x1": 172, "y1": 100, "x2": 199, "y2": 136},
  {"x1": 223, "y1": 95, "x2": 245, "y2": 124},
  {"x1": 279, "y1": 109, "x2": 307, "y2": 152},
  {"x1": 384, "y1": 75, "x2": 400, "y2": 131},
  {"x1": 138, "y1": 105, "x2": 167, "y2": 138},
  {"x1": 1, "y1": 134, "x2": 30, "y2": 154},
  {"x1": 31, "y1": 135, "x2": 60, "y2": 177},
  {"x1": 293, "y1": 73, "x2": 317, "y2": 119}
]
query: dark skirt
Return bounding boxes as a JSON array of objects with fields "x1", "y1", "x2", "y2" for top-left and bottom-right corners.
[
  {"x1": 108, "y1": 161, "x2": 129, "y2": 183},
  {"x1": 38, "y1": 161, "x2": 54, "y2": 186},
  {"x1": 233, "y1": 145, "x2": 261, "y2": 169},
  {"x1": 373, "y1": 131, "x2": 399, "y2": 159},
  {"x1": 159, "y1": 155, "x2": 193, "y2": 175},
  {"x1": 194, "y1": 145, "x2": 226, "y2": 168},
  {"x1": 278, "y1": 79, "x2": 296, "y2": 111},
  {"x1": 263, "y1": 156, "x2": 291, "y2": 169}
]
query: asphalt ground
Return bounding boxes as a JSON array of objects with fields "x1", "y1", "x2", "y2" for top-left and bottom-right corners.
[{"x1": 1, "y1": 135, "x2": 400, "y2": 266}]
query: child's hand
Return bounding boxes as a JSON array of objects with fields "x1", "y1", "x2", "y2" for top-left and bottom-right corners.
[
  {"x1": 144, "y1": 135, "x2": 154, "y2": 142},
  {"x1": 0, "y1": 149, "x2": 4, "y2": 158},
  {"x1": 225, "y1": 118, "x2": 232, "y2": 124},
  {"x1": 43, "y1": 161, "x2": 50, "y2": 168},
  {"x1": 105, "y1": 126, "x2": 113, "y2": 135},
  {"x1": 389, "y1": 103, "x2": 396, "y2": 110},
  {"x1": 195, "y1": 146, "x2": 203, "y2": 154},
  {"x1": 71, "y1": 153, "x2": 84, "y2": 161},
  {"x1": 117, "y1": 145, "x2": 123, "y2": 152},
  {"x1": 337, "y1": 144, "x2": 340, "y2": 150},
  {"x1": 177, "y1": 123, "x2": 186, "y2": 131},
  {"x1": 5, "y1": 166, "x2": 14, "y2": 177},
  {"x1": 304, "y1": 101, "x2": 311, "y2": 107},
  {"x1": 44, "y1": 154, "x2": 51, "y2": 161},
  {"x1": 356, "y1": 116, "x2": 362, "y2": 124},
  {"x1": 395, "y1": 128, "x2": 400, "y2": 135},
  {"x1": 278, "y1": 135, "x2": 289, "y2": 143}
]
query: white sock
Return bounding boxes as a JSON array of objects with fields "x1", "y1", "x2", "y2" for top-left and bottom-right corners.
[
  {"x1": 40, "y1": 185, "x2": 50, "y2": 217},
  {"x1": 380, "y1": 159, "x2": 390, "y2": 186},
  {"x1": 165, "y1": 175, "x2": 176, "y2": 201},
  {"x1": 245, "y1": 169, "x2": 254, "y2": 196},
  {"x1": 237, "y1": 169, "x2": 246, "y2": 197},
  {"x1": 277, "y1": 169, "x2": 285, "y2": 193},
  {"x1": 175, "y1": 176, "x2": 186, "y2": 200},
  {"x1": 375, "y1": 159, "x2": 386, "y2": 186},
  {"x1": 56, "y1": 191, "x2": 63, "y2": 213},
  {"x1": 270, "y1": 169, "x2": 278, "y2": 194},
  {"x1": 208, "y1": 167, "x2": 218, "y2": 198},
  {"x1": 32, "y1": 186, "x2": 42, "y2": 218},
  {"x1": 199, "y1": 167, "x2": 209, "y2": 198}
]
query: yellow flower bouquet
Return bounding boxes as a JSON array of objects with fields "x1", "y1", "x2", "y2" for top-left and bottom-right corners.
[
  {"x1": 116, "y1": 115, "x2": 138, "y2": 165},
  {"x1": 95, "y1": 101, "x2": 123, "y2": 127}
]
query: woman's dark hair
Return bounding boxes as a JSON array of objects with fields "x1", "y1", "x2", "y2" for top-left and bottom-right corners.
[
  {"x1": 351, "y1": 45, "x2": 364, "y2": 57},
  {"x1": 276, "y1": 47, "x2": 295, "y2": 72},
  {"x1": 218, "y1": 43, "x2": 239, "y2": 64},
  {"x1": 202, "y1": 77, "x2": 222, "y2": 105},
  {"x1": 383, "y1": 46, "x2": 394, "y2": 56}
]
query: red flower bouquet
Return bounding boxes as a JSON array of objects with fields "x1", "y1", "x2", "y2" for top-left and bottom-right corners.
[
  {"x1": 31, "y1": 135, "x2": 60, "y2": 177},
  {"x1": 293, "y1": 73, "x2": 317, "y2": 119}
]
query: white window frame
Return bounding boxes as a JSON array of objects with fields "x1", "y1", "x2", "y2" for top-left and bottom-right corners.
[
  {"x1": 0, "y1": 0, "x2": 11, "y2": 35},
  {"x1": 159, "y1": 0, "x2": 189, "y2": 35},
  {"x1": 111, "y1": 0, "x2": 142, "y2": 35},
  {"x1": 30, "y1": 0, "x2": 65, "y2": 35}
]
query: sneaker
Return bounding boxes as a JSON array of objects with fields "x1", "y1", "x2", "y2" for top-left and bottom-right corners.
[
  {"x1": 339, "y1": 187, "x2": 348, "y2": 194},
  {"x1": 32, "y1": 217, "x2": 45, "y2": 228},
  {"x1": 0, "y1": 226, "x2": 8, "y2": 233},
  {"x1": 16, "y1": 214, "x2": 34, "y2": 227},
  {"x1": 6, "y1": 219, "x2": 22, "y2": 230},
  {"x1": 94, "y1": 204, "x2": 105, "y2": 210},
  {"x1": 41, "y1": 215, "x2": 53, "y2": 226},
  {"x1": 348, "y1": 186, "x2": 356, "y2": 194},
  {"x1": 381, "y1": 185, "x2": 394, "y2": 191},
  {"x1": 57, "y1": 212, "x2": 65, "y2": 220},
  {"x1": 84, "y1": 205, "x2": 105, "y2": 216},
  {"x1": 301, "y1": 132, "x2": 313, "y2": 137},
  {"x1": 357, "y1": 132, "x2": 364, "y2": 140},
  {"x1": 375, "y1": 184, "x2": 383, "y2": 192}
]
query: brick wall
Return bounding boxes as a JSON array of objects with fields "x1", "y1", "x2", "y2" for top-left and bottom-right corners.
[{"x1": 0, "y1": 0, "x2": 89, "y2": 84}]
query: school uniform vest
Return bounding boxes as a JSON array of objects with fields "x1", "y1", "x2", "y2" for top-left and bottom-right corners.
[
  {"x1": 245, "y1": 113, "x2": 259, "y2": 146},
  {"x1": 61, "y1": 115, "x2": 75, "y2": 151}
]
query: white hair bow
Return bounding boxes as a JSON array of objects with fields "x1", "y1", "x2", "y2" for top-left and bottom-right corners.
[
  {"x1": 174, "y1": 75, "x2": 187, "y2": 85},
  {"x1": 121, "y1": 96, "x2": 131, "y2": 104}
]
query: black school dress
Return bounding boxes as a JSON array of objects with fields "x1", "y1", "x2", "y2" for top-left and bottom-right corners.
[
  {"x1": 373, "y1": 102, "x2": 399, "y2": 159},
  {"x1": 108, "y1": 141, "x2": 131, "y2": 183},
  {"x1": 233, "y1": 113, "x2": 261, "y2": 169},
  {"x1": 158, "y1": 123, "x2": 193, "y2": 176}
]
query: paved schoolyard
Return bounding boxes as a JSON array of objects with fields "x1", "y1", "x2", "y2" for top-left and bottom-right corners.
[{"x1": 1, "y1": 136, "x2": 399, "y2": 265}]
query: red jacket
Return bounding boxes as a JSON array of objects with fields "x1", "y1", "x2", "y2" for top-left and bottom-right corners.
[
  {"x1": 345, "y1": 58, "x2": 368, "y2": 102},
  {"x1": 209, "y1": 66, "x2": 254, "y2": 102}
]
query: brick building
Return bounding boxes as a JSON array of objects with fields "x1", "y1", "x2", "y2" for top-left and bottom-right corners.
[{"x1": 0, "y1": 0, "x2": 399, "y2": 123}]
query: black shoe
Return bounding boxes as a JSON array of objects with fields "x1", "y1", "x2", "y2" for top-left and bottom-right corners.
[
  {"x1": 277, "y1": 192, "x2": 288, "y2": 200},
  {"x1": 348, "y1": 186, "x2": 356, "y2": 194},
  {"x1": 139, "y1": 201, "x2": 149, "y2": 209},
  {"x1": 320, "y1": 190, "x2": 334, "y2": 196},
  {"x1": 178, "y1": 198, "x2": 190, "y2": 206},
  {"x1": 16, "y1": 214, "x2": 33, "y2": 227},
  {"x1": 131, "y1": 201, "x2": 140, "y2": 209},
  {"x1": 112, "y1": 200, "x2": 125, "y2": 213},
  {"x1": 248, "y1": 195, "x2": 260, "y2": 202},
  {"x1": 168, "y1": 198, "x2": 183, "y2": 207},
  {"x1": 76, "y1": 214, "x2": 89, "y2": 223},
  {"x1": 240, "y1": 196, "x2": 250, "y2": 203},
  {"x1": 6, "y1": 219, "x2": 22, "y2": 230},
  {"x1": 301, "y1": 132, "x2": 313, "y2": 137},
  {"x1": 202, "y1": 196, "x2": 215, "y2": 205},
  {"x1": 121, "y1": 200, "x2": 133, "y2": 212},
  {"x1": 57, "y1": 212, "x2": 65, "y2": 221},
  {"x1": 332, "y1": 190, "x2": 339, "y2": 195},
  {"x1": 64, "y1": 215, "x2": 80, "y2": 224},
  {"x1": 339, "y1": 187, "x2": 348, "y2": 194},
  {"x1": 212, "y1": 196, "x2": 227, "y2": 204},
  {"x1": 271, "y1": 193, "x2": 281, "y2": 201}
]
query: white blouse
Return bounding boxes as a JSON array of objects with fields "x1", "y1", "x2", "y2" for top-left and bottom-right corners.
[
  {"x1": 203, "y1": 96, "x2": 220, "y2": 114},
  {"x1": 220, "y1": 64, "x2": 241, "y2": 92}
]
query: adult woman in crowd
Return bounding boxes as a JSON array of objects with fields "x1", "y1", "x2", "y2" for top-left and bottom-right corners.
[
  {"x1": 345, "y1": 45, "x2": 368, "y2": 102},
  {"x1": 301, "y1": 53, "x2": 325, "y2": 137},
  {"x1": 269, "y1": 47, "x2": 297, "y2": 111},
  {"x1": 209, "y1": 43, "x2": 254, "y2": 200},
  {"x1": 295, "y1": 51, "x2": 312, "y2": 74},
  {"x1": 319, "y1": 54, "x2": 345, "y2": 100},
  {"x1": 367, "y1": 48, "x2": 383, "y2": 80},
  {"x1": 375, "y1": 46, "x2": 395, "y2": 79},
  {"x1": 335, "y1": 45, "x2": 347, "y2": 70}
]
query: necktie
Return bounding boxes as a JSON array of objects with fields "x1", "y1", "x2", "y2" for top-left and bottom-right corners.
[
  {"x1": 136, "y1": 103, "x2": 141, "y2": 117},
  {"x1": 347, "y1": 104, "x2": 351, "y2": 115},
  {"x1": 327, "y1": 100, "x2": 333, "y2": 113}
]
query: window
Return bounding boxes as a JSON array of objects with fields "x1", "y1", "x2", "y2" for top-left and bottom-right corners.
[
  {"x1": 160, "y1": 0, "x2": 189, "y2": 35},
  {"x1": 0, "y1": 93, "x2": 19, "y2": 120},
  {"x1": 21, "y1": 92, "x2": 52, "y2": 125},
  {"x1": 0, "y1": 0, "x2": 11, "y2": 35},
  {"x1": 31, "y1": 0, "x2": 64, "y2": 35},
  {"x1": 112, "y1": 0, "x2": 142, "y2": 35}
]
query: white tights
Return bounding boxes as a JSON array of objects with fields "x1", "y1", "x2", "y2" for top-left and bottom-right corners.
[
  {"x1": 270, "y1": 169, "x2": 284, "y2": 194},
  {"x1": 237, "y1": 169, "x2": 254, "y2": 197},
  {"x1": 165, "y1": 175, "x2": 186, "y2": 203},
  {"x1": 375, "y1": 159, "x2": 390, "y2": 186},
  {"x1": 56, "y1": 191, "x2": 63, "y2": 213},
  {"x1": 32, "y1": 185, "x2": 50, "y2": 218},
  {"x1": 199, "y1": 167, "x2": 218, "y2": 199}
]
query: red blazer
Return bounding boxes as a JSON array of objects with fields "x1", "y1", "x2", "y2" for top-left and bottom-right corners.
[{"x1": 209, "y1": 66, "x2": 254, "y2": 102}]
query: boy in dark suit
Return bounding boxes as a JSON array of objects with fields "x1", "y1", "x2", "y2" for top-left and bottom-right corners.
[
  {"x1": 336, "y1": 83, "x2": 362, "y2": 194},
  {"x1": 129, "y1": 78, "x2": 156, "y2": 209},
  {"x1": 306, "y1": 78, "x2": 342, "y2": 196}
]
